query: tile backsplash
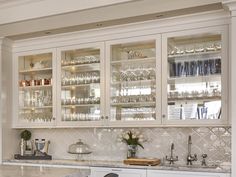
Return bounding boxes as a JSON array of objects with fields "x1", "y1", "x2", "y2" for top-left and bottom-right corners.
[{"x1": 27, "y1": 127, "x2": 231, "y2": 165}]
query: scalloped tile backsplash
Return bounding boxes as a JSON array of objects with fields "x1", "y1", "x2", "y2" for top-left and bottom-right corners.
[{"x1": 28, "y1": 127, "x2": 231, "y2": 165}]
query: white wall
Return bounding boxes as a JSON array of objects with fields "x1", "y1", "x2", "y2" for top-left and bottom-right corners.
[{"x1": 0, "y1": 39, "x2": 18, "y2": 162}]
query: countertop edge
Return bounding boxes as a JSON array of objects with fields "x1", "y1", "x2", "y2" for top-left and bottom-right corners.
[{"x1": 2, "y1": 159, "x2": 231, "y2": 174}]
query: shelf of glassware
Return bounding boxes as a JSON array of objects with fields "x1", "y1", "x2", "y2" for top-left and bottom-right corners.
[
  {"x1": 59, "y1": 47, "x2": 103, "y2": 126},
  {"x1": 109, "y1": 39, "x2": 158, "y2": 124},
  {"x1": 164, "y1": 31, "x2": 225, "y2": 124},
  {"x1": 16, "y1": 52, "x2": 55, "y2": 127}
]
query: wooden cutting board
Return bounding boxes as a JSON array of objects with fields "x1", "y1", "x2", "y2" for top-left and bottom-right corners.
[{"x1": 124, "y1": 158, "x2": 161, "y2": 166}]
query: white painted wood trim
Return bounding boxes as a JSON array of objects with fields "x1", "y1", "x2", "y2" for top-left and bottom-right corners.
[
  {"x1": 55, "y1": 42, "x2": 105, "y2": 127},
  {"x1": 105, "y1": 34, "x2": 161, "y2": 125},
  {"x1": 161, "y1": 25, "x2": 229, "y2": 126},
  {"x1": 230, "y1": 9, "x2": 236, "y2": 177},
  {"x1": 12, "y1": 10, "x2": 230, "y2": 52},
  {"x1": 12, "y1": 48, "x2": 56, "y2": 128}
]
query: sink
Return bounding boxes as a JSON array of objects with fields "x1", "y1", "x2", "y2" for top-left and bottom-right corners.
[{"x1": 161, "y1": 163, "x2": 220, "y2": 169}]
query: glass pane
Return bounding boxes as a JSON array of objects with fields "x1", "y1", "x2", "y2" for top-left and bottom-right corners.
[
  {"x1": 18, "y1": 53, "x2": 53, "y2": 123},
  {"x1": 167, "y1": 33, "x2": 222, "y2": 120},
  {"x1": 61, "y1": 48, "x2": 101, "y2": 122},
  {"x1": 110, "y1": 40, "x2": 156, "y2": 121}
]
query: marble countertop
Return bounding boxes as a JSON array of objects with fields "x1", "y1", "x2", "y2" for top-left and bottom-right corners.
[
  {"x1": 0, "y1": 164, "x2": 90, "y2": 177},
  {"x1": 3, "y1": 159, "x2": 231, "y2": 174}
]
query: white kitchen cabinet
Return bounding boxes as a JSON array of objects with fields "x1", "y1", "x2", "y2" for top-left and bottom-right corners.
[
  {"x1": 90, "y1": 167, "x2": 146, "y2": 177},
  {"x1": 147, "y1": 170, "x2": 230, "y2": 177},
  {"x1": 11, "y1": 24, "x2": 229, "y2": 128},
  {"x1": 56, "y1": 42, "x2": 106, "y2": 127},
  {"x1": 161, "y1": 25, "x2": 229, "y2": 126},
  {"x1": 105, "y1": 35, "x2": 162, "y2": 127},
  {"x1": 12, "y1": 48, "x2": 57, "y2": 128}
]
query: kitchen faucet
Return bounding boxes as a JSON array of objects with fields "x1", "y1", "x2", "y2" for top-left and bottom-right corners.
[
  {"x1": 166, "y1": 143, "x2": 178, "y2": 165},
  {"x1": 186, "y1": 135, "x2": 197, "y2": 165}
]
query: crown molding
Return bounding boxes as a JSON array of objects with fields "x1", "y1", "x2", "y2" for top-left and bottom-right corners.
[{"x1": 223, "y1": 0, "x2": 236, "y2": 16}]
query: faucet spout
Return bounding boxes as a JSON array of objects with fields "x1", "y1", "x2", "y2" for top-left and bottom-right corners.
[
  {"x1": 166, "y1": 143, "x2": 178, "y2": 165},
  {"x1": 186, "y1": 135, "x2": 197, "y2": 165}
]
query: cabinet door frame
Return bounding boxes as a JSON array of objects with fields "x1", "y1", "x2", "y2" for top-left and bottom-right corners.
[
  {"x1": 56, "y1": 42, "x2": 105, "y2": 127},
  {"x1": 161, "y1": 25, "x2": 229, "y2": 126},
  {"x1": 105, "y1": 34, "x2": 162, "y2": 127},
  {"x1": 12, "y1": 48, "x2": 57, "y2": 128}
]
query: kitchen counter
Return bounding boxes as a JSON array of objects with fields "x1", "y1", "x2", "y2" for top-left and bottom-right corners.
[
  {"x1": 0, "y1": 164, "x2": 90, "y2": 177},
  {"x1": 3, "y1": 159, "x2": 231, "y2": 174}
]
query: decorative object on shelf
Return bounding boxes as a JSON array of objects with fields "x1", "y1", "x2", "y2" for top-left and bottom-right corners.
[
  {"x1": 35, "y1": 138, "x2": 51, "y2": 156},
  {"x1": 119, "y1": 130, "x2": 146, "y2": 158},
  {"x1": 20, "y1": 130, "x2": 33, "y2": 155},
  {"x1": 33, "y1": 61, "x2": 45, "y2": 69},
  {"x1": 29, "y1": 62, "x2": 34, "y2": 69},
  {"x1": 15, "y1": 137, "x2": 52, "y2": 160}
]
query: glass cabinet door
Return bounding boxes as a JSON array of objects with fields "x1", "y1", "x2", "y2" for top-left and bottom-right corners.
[
  {"x1": 163, "y1": 27, "x2": 228, "y2": 124},
  {"x1": 58, "y1": 44, "x2": 104, "y2": 125},
  {"x1": 108, "y1": 37, "x2": 161, "y2": 124},
  {"x1": 17, "y1": 51, "x2": 55, "y2": 126}
]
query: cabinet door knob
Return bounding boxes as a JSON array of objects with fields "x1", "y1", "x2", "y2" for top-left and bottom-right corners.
[
  {"x1": 105, "y1": 116, "x2": 109, "y2": 120},
  {"x1": 101, "y1": 116, "x2": 104, "y2": 120},
  {"x1": 162, "y1": 114, "x2": 166, "y2": 118},
  {"x1": 52, "y1": 117, "x2": 56, "y2": 120}
]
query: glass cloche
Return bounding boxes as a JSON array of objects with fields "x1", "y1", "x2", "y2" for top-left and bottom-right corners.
[{"x1": 68, "y1": 139, "x2": 92, "y2": 160}]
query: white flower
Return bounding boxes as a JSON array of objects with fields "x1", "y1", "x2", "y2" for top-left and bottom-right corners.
[
  {"x1": 139, "y1": 138, "x2": 144, "y2": 142},
  {"x1": 132, "y1": 134, "x2": 137, "y2": 139},
  {"x1": 139, "y1": 135, "x2": 144, "y2": 139},
  {"x1": 117, "y1": 137, "x2": 123, "y2": 142},
  {"x1": 135, "y1": 130, "x2": 141, "y2": 136},
  {"x1": 124, "y1": 134, "x2": 129, "y2": 140}
]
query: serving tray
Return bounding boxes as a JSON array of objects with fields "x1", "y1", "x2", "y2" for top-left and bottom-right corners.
[
  {"x1": 124, "y1": 158, "x2": 161, "y2": 166},
  {"x1": 14, "y1": 154, "x2": 52, "y2": 160}
]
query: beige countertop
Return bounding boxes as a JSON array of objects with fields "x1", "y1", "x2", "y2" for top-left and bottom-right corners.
[
  {"x1": 3, "y1": 159, "x2": 231, "y2": 174},
  {"x1": 0, "y1": 164, "x2": 90, "y2": 177}
]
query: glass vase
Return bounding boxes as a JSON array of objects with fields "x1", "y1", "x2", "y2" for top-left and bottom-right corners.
[{"x1": 127, "y1": 145, "x2": 137, "y2": 158}]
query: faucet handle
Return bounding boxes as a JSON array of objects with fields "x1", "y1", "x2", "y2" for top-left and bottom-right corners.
[
  {"x1": 201, "y1": 154, "x2": 207, "y2": 166},
  {"x1": 166, "y1": 155, "x2": 178, "y2": 165},
  {"x1": 202, "y1": 154, "x2": 207, "y2": 158}
]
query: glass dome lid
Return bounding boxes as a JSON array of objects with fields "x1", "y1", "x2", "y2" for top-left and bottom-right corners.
[{"x1": 68, "y1": 139, "x2": 92, "y2": 154}]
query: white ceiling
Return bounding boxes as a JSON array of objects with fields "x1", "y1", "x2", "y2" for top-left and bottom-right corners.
[
  {"x1": 0, "y1": 0, "x2": 138, "y2": 25},
  {"x1": 0, "y1": 0, "x2": 227, "y2": 38}
]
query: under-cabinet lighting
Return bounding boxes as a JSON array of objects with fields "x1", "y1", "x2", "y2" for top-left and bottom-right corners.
[
  {"x1": 96, "y1": 23, "x2": 103, "y2": 27},
  {"x1": 45, "y1": 31, "x2": 52, "y2": 35},
  {"x1": 155, "y1": 15, "x2": 164, "y2": 18}
]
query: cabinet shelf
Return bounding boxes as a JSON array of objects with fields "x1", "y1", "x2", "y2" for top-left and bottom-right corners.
[
  {"x1": 61, "y1": 83, "x2": 100, "y2": 89},
  {"x1": 168, "y1": 74, "x2": 221, "y2": 84},
  {"x1": 19, "y1": 85, "x2": 52, "y2": 90},
  {"x1": 111, "y1": 102, "x2": 155, "y2": 107},
  {"x1": 168, "y1": 96, "x2": 221, "y2": 102},
  {"x1": 19, "y1": 68, "x2": 52, "y2": 74},
  {"x1": 168, "y1": 50, "x2": 221, "y2": 59},
  {"x1": 111, "y1": 57, "x2": 155, "y2": 64},
  {"x1": 61, "y1": 63, "x2": 100, "y2": 72},
  {"x1": 19, "y1": 106, "x2": 52, "y2": 110},
  {"x1": 111, "y1": 79, "x2": 155, "y2": 85},
  {"x1": 62, "y1": 104, "x2": 100, "y2": 108}
]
